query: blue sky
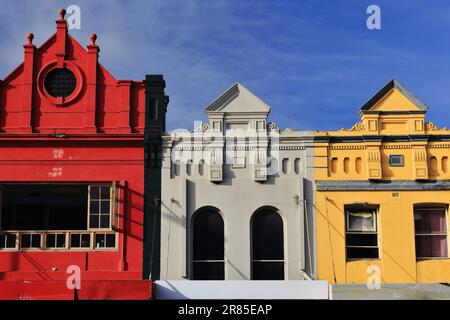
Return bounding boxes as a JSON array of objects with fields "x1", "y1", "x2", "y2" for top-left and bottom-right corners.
[{"x1": 1, "y1": 0, "x2": 450, "y2": 131}]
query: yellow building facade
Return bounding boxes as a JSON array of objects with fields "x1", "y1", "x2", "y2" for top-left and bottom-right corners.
[{"x1": 314, "y1": 79, "x2": 450, "y2": 284}]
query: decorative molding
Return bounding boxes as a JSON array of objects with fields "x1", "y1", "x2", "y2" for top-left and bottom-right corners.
[
  {"x1": 338, "y1": 121, "x2": 365, "y2": 132},
  {"x1": 428, "y1": 144, "x2": 450, "y2": 149},
  {"x1": 425, "y1": 121, "x2": 448, "y2": 132},
  {"x1": 382, "y1": 145, "x2": 411, "y2": 149},
  {"x1": 267, "y1": 122, "x2": 279, "y2": 130},
  {"x1": 316, "y1": 179, "x2": 450, "y2": 191},
  {"x1": 328, "y1": 145, "x2": 366, "y2": 150}
]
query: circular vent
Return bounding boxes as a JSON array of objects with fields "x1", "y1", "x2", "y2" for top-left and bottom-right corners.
[{"x1": 44, "y1": 68, "x2": 76, "y2": 98}]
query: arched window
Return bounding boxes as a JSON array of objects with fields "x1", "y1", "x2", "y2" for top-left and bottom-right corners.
[
  {"x1": 251, "y1": 209, "x2": 284, "y2": 280},
  {"x1": 192, "y1": 209, "x2": 224, "y2": 280}
]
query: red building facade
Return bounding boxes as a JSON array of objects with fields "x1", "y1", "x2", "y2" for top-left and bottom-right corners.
[{"x1": 0, "y1": 10, "x2": 166, "y2": 299}]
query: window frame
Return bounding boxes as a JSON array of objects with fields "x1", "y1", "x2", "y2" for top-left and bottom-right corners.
[
  {"x1": 345, "y1": 206, "x2": 380, "y2": 261},
  {"x1": 0, "y1": 183, "x2": 118, "y2": 252},
  {"x1": 87, "y1": 184, "x2": 113, "y2": 231},
  {"x1": 389, "y1": 154, "x2": 404, "y2": 167},
  {"x1": 414, "y1": 205, "x2": 449, "y2": 260}
]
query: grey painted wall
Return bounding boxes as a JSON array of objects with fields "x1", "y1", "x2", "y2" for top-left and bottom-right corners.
[{"x1": 159, "y1": 83, "x2": 316, "y2": 280}]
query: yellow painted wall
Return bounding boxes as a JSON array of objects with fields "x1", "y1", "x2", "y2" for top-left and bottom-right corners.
[
  {"x1": 316, "y1": 190, "x2": 450, "y2": 284},
  {"x1": 314, "y1": 85, "x2": 450, "y2": 284}
]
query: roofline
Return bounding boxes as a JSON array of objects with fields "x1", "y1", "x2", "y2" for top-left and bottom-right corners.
[
  {"x1": 205, "y1": 82, "x2": 240, "y2": 113},
  {"x1": 204, "y1": 82, "x2": 270, "y2": 114},
  {"x1": 357, "y1": 79, "x2": 429, "y2": 116}
]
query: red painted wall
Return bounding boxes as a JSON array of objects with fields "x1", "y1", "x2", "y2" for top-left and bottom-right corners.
[{"x1": 0, "y1": 9, "x2": 147, "y2": 292}]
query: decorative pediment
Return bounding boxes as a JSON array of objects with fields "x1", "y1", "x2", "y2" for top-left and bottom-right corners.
[
  {"x1": 205, "y1": 83, "x2": 270, "y2": 114},
  {"x1": 358, "y1": 79, "x2": 428, "y2": 115}
]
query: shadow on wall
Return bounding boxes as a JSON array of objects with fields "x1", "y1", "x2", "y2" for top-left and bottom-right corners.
[
  {"x1": 303, "y1": 178, "x2": 315, "y2": 279},
  {"x1": 315, "y1": 196, "x2": 417, "y2": 283},
  {"x1": 118, "y1": 184, "x2": 144, "y2": 243}
]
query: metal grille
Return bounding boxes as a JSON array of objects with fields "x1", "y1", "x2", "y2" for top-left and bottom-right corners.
[{"x1": 44, "y1": 68, "x2": 76, "y2": 98}]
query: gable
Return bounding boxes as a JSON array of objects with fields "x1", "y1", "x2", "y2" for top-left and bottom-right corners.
[
  {"x1": 205, "y1": 83, "x2": 270, "y2": 114},
  {"x1": 359, "y1": 79, "x2": 428, "y2": 115},
  {"x1": 0, "y1": 9, "x2": 145, "y2": 134},
  {"x1": 370, "y1": 88, "x2": 422, "y2": 112}
]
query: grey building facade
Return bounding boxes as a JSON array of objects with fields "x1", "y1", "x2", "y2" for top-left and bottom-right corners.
[{"x1": 159, "y1": 83, "x2": 315, "y2": 280}]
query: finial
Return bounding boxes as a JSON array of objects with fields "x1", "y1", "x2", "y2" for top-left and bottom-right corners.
[
  {"x1": 59, "y1": 8, "x2": 66, "y2": 20},
  {"x1": 26, "y1": 33, "x2": 34, "y2": 45},
  {"x1": 90, "y1": 33, "x2": 97, "y2": 45}
]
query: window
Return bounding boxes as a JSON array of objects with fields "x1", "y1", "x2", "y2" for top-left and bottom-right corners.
[
  {"x1": 95, "y1": 233, "x2": 116, "y2": 248},
  {"x1": 251, "y1": 209, "x2": 284, "y2": 280},
  {"x1": 88, "y1": 186, "x2": 111, "y2": 229},
  {"x1": 44, "y1": 68, "x2": 76, "y2": 98},
  {"x1": 45, "y1": 233, "x2": 66, "y2": 249},
  {"x1": 0, "y1": 233, "x2": 16, "y2": 249},
  {"x1": 345, "y1": 206, "x2": 379, "y2": 259},
  {"x1": 389, "y1": 155, "x2": 404, "y2": 167},
  {"x1": 0, "y1": 184, "x2": 117, "y2": 251},
  {"x1": 414, "y1": 206, "x2": 448, "y2": 258},
  {"x1": 192, "y1": 209, "x2": 224, "y2": 280},
  {"x1": 20, "y1": 233, "x2": 41, "y2": 249},
  {"x1": 70, "y1": 233, "x2": 91, "y2": 249},
  {"x1": 1, "y1": 184, "x2": 88, "y2": 230}
]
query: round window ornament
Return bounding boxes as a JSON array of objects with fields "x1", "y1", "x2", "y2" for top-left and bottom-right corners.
[{"x1": 44, "y1": 68, "x2": 76, "y2": 98}]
